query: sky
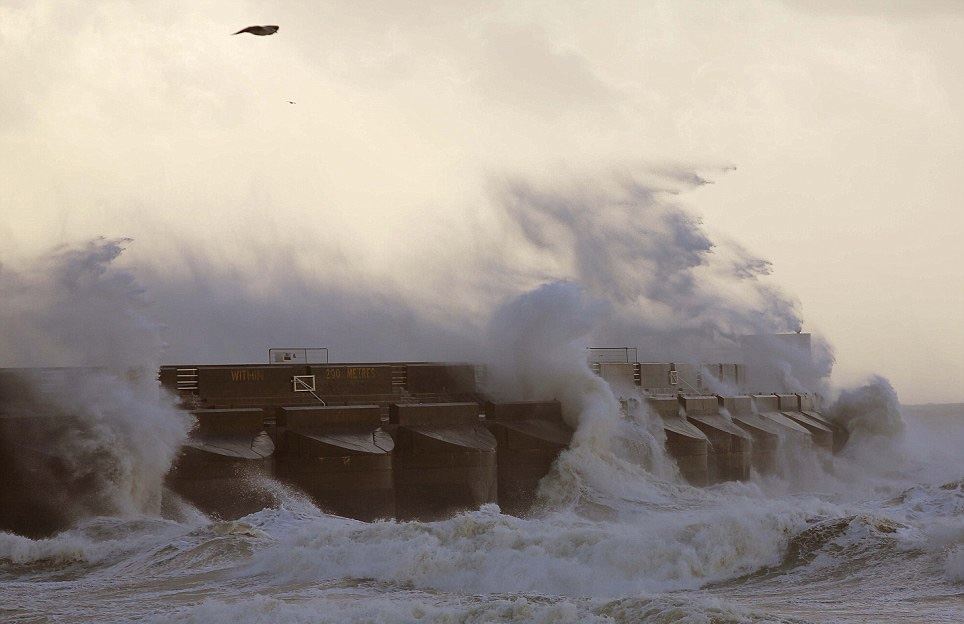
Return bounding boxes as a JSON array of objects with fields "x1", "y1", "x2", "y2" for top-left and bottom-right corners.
[{"x1": 0, "y1": 0, "x2": 962, "y2": 404}]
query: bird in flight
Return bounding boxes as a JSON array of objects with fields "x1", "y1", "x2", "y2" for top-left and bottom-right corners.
[
  {"x1": 287, "y1": 101, "x2": 296, "y2": 104},
  {"x1": 233, "y1": 25, "x2": 279, "y2": 36}
]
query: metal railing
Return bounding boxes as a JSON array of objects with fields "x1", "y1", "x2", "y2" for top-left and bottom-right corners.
[
  {"x1": 586, "y1": 347, "x2": 638, "y2": 363},
  {"x1": 267, "y1": 347, "x2": 329, "y2": 364}
]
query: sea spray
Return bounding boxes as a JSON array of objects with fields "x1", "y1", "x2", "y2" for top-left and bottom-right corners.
[
  {"x1": 831, "y1": 376, "x2": 904, "y2": 441},
  {"x1": 0, "y1": 239, "x2": 192, "y2": 536},
  {"x1": 482, "y1": 281, "x2": 680, "y2": 510}
]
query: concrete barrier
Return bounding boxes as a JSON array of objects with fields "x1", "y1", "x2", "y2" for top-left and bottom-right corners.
[
  {"x1": 275, "y1": 405, "x2": 394, "y2": 521},
  {"x1": 306, "y1": 365, "x2": 395, "y2": 396},
  {"x1": 673, "y1": 363, "x2": 700, "y2": 393},
  {"x1": 778, "y1": 394, "x2": 833, "y2": 450},
  {"x1": 647, "y1": 397, "x2": 709, "y2": 485},
  {"x1": 750, "y1": 394, "x2": 813, "y2": 444},
  {"x1": 194, "y1": 366, "x2": 307, "y2": 405},
  {"x1": 404, "y1": 364, "x2": 477, "y2": 396},
  {"x1": 159, "y1": 362, "x2": 479, "y2": 411},
  {"x1": 598, "y1": 363, "x2": 637, "y2": 397},
  {"x1": 680, "y1": 395, "x2": 752, "y2": 482},
  {"x1": 388, "y1": 402, "x2": 496, "y2": 519},
  {"x1": 167, "y1": 408, "x2": 275, "y2": 519},
  {"x1": 798, "y1": 393, "x2": 846, "y2": 452},
  {"x1": 637, "y1": 363, "x2": 675, "y2": 394},
  {"x1": 484, "y1": 401, "x2": 572, "y2": 516},
  {"x1": 719, "y1": 395, "x2": 782, "y2": 474}
]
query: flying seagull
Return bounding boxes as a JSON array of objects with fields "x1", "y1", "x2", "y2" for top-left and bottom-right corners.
[{"x1": 233, "y1": 25, "x2": 279, "y2": 36}]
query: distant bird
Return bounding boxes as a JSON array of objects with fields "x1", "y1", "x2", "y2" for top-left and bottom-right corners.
[
  {"x1": 233, "y1": 25, "x2": 279, "y2": 36},
  {"x1": 287, "y1": 101, "x2": 296, "y2": 104}
]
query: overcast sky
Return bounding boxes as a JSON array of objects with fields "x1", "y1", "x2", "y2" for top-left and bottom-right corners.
[{"x1": 1, "y1": 1, "x2": 962, "y2": 404}]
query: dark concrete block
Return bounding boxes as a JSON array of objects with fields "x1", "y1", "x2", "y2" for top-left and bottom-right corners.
[
  {"x1": 484, "y1": 401, "x2": 572, "y2": 515},
  {"x1": 307, "y1": 365, "x2": 394, "y2": 396},
  {"x1": 389, "y1": 402, "x2": 481, "y2": 426}
]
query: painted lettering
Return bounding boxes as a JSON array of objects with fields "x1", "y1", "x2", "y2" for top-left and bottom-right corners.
[
  {"x1": 320, "y1": 367, "x2": 379, "y2": 382},
  {"x1": 231, "y1": 369, "x2": 266, "y2": 382}
]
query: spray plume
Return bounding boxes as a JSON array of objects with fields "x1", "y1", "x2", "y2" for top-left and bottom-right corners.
[{"x1": 0, "y1": 238, "x2": 191, "y2": 537}]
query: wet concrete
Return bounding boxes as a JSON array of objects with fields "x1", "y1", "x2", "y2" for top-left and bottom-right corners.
[
  {"x1": 484, "y1": 400, "x2": 572, "y2": 516},
  {"x1": 778, "y1": 394, "x2": 834, "y2": 450},
  {"x1": 274, "y1": 405, "x2": 394, "y2": 521},
  {"x1": 167, "y1": 408, "x2": 275, "y2": 519},
  {"x1": 388, "y1": 402, "x2": 497, "y2": 520},
  {"x1": 681, "y1": 395, "x2": 752, "y2": 482},
  {"x1": 647, "y1": 396, "x2": 709, "y2": 486},
  {"x1": 719, "y1": 395, "x2": 783, "y2": 474}
]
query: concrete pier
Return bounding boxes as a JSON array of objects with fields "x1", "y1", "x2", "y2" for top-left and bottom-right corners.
[
  {"x1": 596, "y1": 362, "x2": 637, "y2": 398},
  {"x1": 719, "y1": 395, "x2": 783, "y2": 474},
  {"x1": 798, "y1": 394, "x2": 845, "y2": 452},
  {"x1": 647, "y1": 396, "x2": 709, "y2": 485},
  {"x1": 0, "y1": 410, "x2": 75, "y2": 537},
  {"x1": 404, "y1": 364, "x2": 477, "y2": 398},
  {"x1": 680, "y1": 395, "x2": 752, "y2": 482},
  {"x1": 777, "y1": 394, "x2": 834, "y2": 450},
  {"x1": 388, "y1": 402, "x2": 497, "y2": 519},
  {"x1": 636, "y1": 362, "x2": 676, "y2": 395},
  {"x1": 484, "y1": 400, "x2": 572, "y2": 515},
  {"x1": 167, "y1": 408, "x2": 275, "y2": 519},
  {"x1": 275, "y1": 405, "x2": 394, "y2": 520},
  {"x1": 750, "y1": 394, "x2": 813, "y2": 445}
]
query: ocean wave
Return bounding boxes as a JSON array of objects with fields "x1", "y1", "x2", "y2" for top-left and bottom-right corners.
[
  {"x1": 151, "y1": 587, "x2": 813, "y2": 624},
  {"x1": 231, "y1": 495, "x2": 830, "y2": 597}
]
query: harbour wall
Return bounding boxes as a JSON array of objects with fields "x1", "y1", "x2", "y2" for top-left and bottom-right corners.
[{"x1": 2, "y1": 360, "x2": 832, "y2": 533}]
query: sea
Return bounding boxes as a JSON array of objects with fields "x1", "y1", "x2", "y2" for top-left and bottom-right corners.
[{"x1": 1, "y1": 397, "x2": 961, "y2": 623}]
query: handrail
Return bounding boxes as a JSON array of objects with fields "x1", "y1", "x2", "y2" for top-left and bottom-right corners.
[
  {"x1": 268, "y1": 347, "x2": 329, "y2": 364},
  {"x1": 586, "y1": 346, "x2": 638, "y2": 363}
]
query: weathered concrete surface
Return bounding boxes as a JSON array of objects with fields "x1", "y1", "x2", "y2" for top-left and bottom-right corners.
[
  {"x1": 275, "y1": 405, "x2": 394, "y2": 521},
  {"x1": 680, "y1": 395, "x2": 752, "y2": 482},
  {"x1": 404, "y1": 364, "x2": 477, "y2": 397},
  {"x1": 194, "y1": 366, "x2": 306, "y2": 404},
  {"x1": 306, "y1": 365, "x2": 395, "y2": 396},
  {"x1": 750, "y1": 394, "x2": 813, "y2": 445},
  {"x1": 388, "y1": 402, "x2": 496, "y2": 520},
  {"x1": 719, "y1": 395, "x2": 783, "y2": 474},
  {"x1": 702, "y1": 363, "x2": 746, "y2": 391},
  {"x1": 598, "y1": 363, "x2": 637, "y2": 397},
  {"x1": 0, "y1": 411, "x2": 76, "y2": 537},
  {"x1": 647, "y1": 396, "x2": 709, "y2": 486},
  {"x1": 167, "y1": 408, "x2": 275, "y2": 519},
  {"x1": 673, "y1": 363, "x2": 700, "y2": 393},
  {"x1": 777, "y1": 394, "x2": 834, "y2": 451},
  {"x1": 637, "y1": 362, "x2": 675, "y2": 394},
  {"x1": 798, "y1": 393, "x2": 846, "y2": 452},
  {"x1": 484, "y1": 400, "x2": 572, "y2": 516},
  {"x1": 159, "y1": 362, "x2": 481, "y2": 411}
]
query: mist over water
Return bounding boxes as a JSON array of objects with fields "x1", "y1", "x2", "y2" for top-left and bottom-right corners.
[{"x1": 0, "y1": 176, "x2": 961, "y2": 622}]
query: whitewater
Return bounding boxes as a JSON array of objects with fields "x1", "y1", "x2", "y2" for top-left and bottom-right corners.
[
  {"x1": 0, "y1": 197, "x2": 959, "y2": 623},
  {"x1": 1, "y1": 385, "x2": 960, "y2": 623}
]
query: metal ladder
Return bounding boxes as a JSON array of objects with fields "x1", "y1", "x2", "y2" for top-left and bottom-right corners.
[
  {"x1": 391, "y1": 365, "x2": 408, "y2": 391},
  {"x1": 175, "y1": 368, "x2": 198, "y2": 394}
]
